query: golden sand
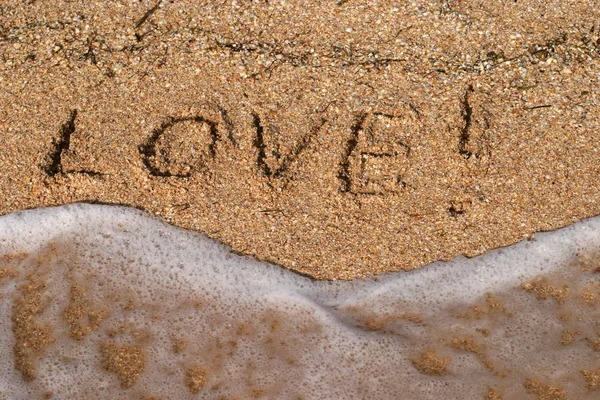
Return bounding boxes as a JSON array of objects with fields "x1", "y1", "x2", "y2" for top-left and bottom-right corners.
[
  {"x1": 100, "y1": 343, "x2": 146, "y2": 389},
  {"x1": 1, "y1": 1, "x2": 600, "y2": 279}
]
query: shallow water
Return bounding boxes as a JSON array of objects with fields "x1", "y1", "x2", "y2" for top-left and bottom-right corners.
[{"x1": 0, "y1": 204, "x2": 599, "y2": 399}]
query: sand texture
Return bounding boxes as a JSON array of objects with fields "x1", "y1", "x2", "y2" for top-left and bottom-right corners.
[{"x1": 1, "y1": 0, "x2": 600, "y2": 279}]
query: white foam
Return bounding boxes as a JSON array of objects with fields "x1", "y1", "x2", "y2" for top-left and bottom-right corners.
[{"x1": 0, "y1": 204, "x2": 599, "y2": 399}]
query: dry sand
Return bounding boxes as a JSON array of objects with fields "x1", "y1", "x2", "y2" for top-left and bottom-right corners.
[{"x1": 1, "y1": 0, "x2": 599, "y2": 279}]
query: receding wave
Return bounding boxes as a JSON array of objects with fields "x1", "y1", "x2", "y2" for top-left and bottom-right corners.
[{"x1": 0, "y1": 204, "x2": 599, "y2": 399}]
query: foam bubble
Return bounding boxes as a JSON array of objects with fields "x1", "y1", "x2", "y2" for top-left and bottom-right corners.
[{"x1": 0, "y1": 204, "x2": 599, "y2": 399}]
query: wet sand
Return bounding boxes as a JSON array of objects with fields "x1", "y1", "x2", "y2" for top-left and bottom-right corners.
[{"x1": 1, "y1": 1, "x2": 600, "y2": 279}]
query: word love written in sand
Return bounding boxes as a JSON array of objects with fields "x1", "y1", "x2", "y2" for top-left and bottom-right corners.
[{"x1": 43, "y1": 88, "x2": 486, "y2": 196}]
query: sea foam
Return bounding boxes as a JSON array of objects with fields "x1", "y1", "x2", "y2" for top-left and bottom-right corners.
[{"x1": 1, "y1": 204, "x2": 599, "y2": 399}]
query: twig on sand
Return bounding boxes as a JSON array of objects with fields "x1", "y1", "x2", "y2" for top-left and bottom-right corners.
[{"x1": 135, "y1": 0, "x2": 162, "y2": 29}]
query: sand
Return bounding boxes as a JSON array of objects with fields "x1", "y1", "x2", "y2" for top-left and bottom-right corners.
[{"x1": 1, "y1": 0, "x2": 600, "y2": 279}]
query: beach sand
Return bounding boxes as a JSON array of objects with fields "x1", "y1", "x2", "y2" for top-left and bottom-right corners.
[{"x1": 1, "y1": 0, "x2": 600, "y2": 279}]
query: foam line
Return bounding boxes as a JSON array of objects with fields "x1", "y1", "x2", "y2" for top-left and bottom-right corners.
[{"x1": 0, "y1": 204, "x2": 599, "y2": 399}]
